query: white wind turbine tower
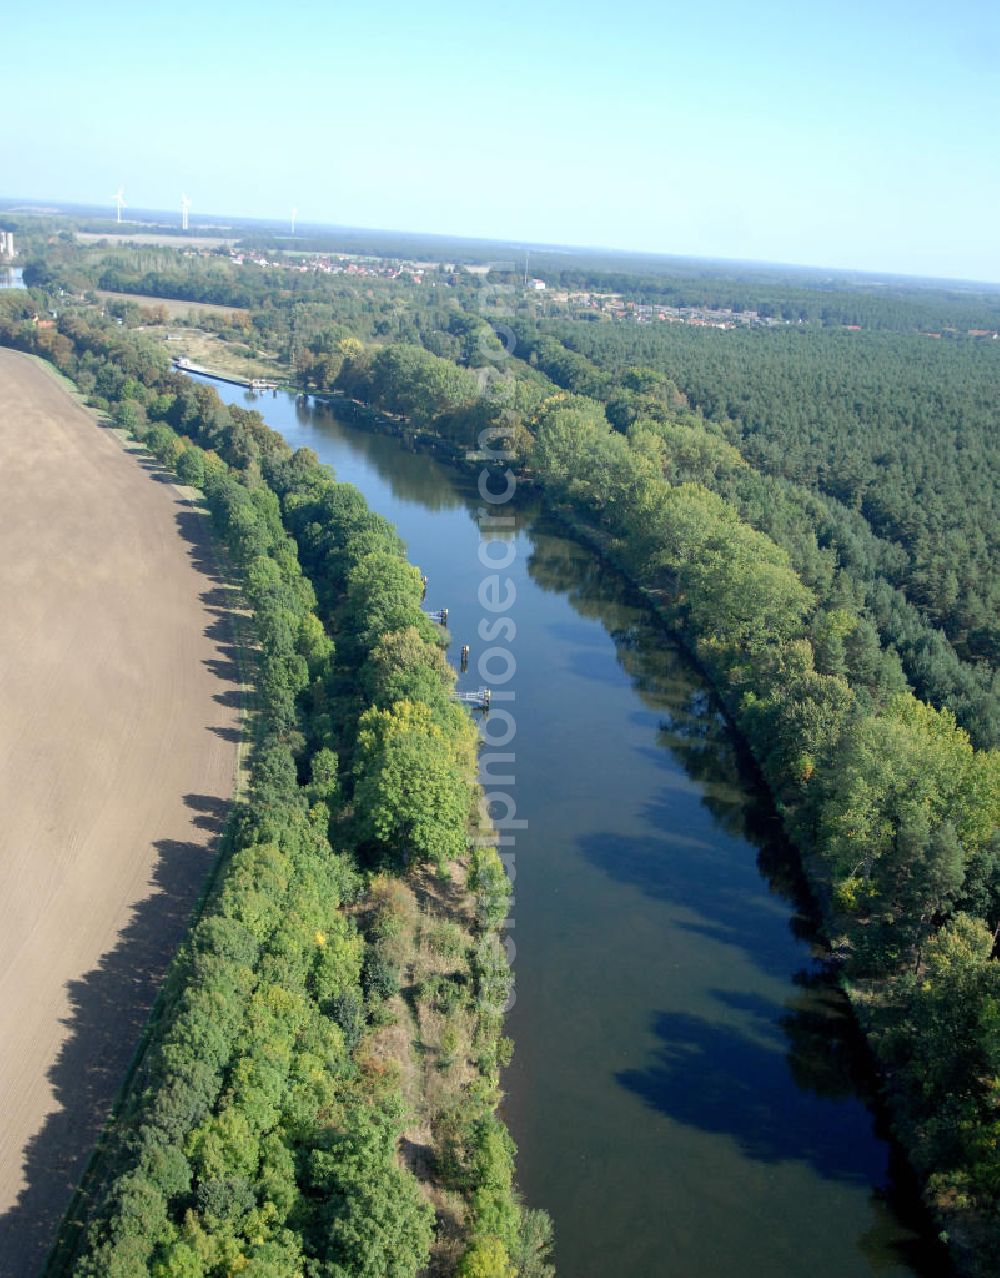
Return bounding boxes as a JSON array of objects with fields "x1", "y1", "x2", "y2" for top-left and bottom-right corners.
[
  {"x1": 181, "y1": 194, "x2": 192, "y2": 231},
  {"x1": 291, "y1": 206, "x2": 298, "y2": 236},
  {"x1": 113, "y1": 186, "x2": 126, "y2": 223}
]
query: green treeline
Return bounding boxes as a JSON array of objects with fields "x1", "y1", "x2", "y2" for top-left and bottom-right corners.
[
  {"x1": 535, "y1": 322, "x2": 1000, "y2": 663},
  {"x1": 527, "y1": 399, "x2": 1000, "y2": 1271},
  {"x1": 0, "y1": 313, "x2": 549, "y2": 1278},
  {"x1": 320, "y1": 336, "x2": 1000, "y2": 1272},
  {"x1": 508, "y1": 322, "x2": 1000, "y2": 749}
]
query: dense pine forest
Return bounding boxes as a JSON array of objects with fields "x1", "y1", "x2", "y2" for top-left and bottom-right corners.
[
  {"x1": 504, "y1": 322, "x2": 1000, "y2": 750},
  {"x1": 3, "y1": 225, "x2": 1000, "y2": 1275},
  {"x1": 536, "y1": 322, "x2": 1000, "y2": 659}
]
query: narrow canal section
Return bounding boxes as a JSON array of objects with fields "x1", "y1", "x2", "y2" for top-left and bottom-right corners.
[{"x1": 192, "y1": 377, "x2": 943, "y2": 1278}]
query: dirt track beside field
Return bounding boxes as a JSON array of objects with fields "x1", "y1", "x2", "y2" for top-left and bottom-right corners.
[{"x1": 0, "y1": 350, "x2": 241, "y2": 1274}]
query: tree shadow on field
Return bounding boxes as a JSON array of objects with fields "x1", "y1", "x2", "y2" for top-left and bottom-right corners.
[
  {"x1": 184, "y1": 793, "x2": 231, "y2": 835},
  {"x1": 0, "y1": 498, "x2": 246, "y2": 1277},
  {"x1": 135, "y1": 456, "x2": 177, "y2": 485},
  {"x1": 208, "y1": 723, "x2": 244, "y2": 743}
]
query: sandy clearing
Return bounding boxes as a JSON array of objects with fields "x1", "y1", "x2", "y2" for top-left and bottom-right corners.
[
  {"x1": 147, "y1": 329, "x2": 285, "y2": 384},
  {"x1": 0, "y1": 351, "x2": 242, "y2": 1275}
]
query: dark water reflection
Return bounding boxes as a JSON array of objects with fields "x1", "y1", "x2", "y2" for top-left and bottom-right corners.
[{"x1": 192, "y1": 379, "x2": 947, "y2": 1278}]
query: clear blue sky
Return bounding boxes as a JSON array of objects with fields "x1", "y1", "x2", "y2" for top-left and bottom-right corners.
[{"x1": 5, "y1": 0, "x2": 1000, "y2": 281}]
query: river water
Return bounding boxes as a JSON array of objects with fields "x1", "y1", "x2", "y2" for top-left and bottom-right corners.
[{"x1": 192, "y1": 378, "x2": 942, "y2": 1278}]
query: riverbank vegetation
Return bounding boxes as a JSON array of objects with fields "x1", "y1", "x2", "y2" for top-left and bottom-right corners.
[
  {"x1": 0, "y1": 308, "x2": 550, "y2": 1278},
  {"x1": 298, "y1": 327, "x2": 1000, "y2": 1272}
]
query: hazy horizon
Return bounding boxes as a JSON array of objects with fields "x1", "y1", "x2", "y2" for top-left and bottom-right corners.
[
  {"x1": 5, "y1": 0, "x2": 999, "y2": 284},
  {"x1": 6, "y1": 194, "x2": 1000, "y2": 292}
]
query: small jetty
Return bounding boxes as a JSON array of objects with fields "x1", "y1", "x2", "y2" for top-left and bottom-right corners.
[
  {"x1": 423, "y1": 606, "x2": 449, "y2": 626},
  {"x1": 454, "y1": 687, "x2": 491, "y2": 711},
  {"x1": 172, "y1": 356, "x2": 278, "y2": 393}
]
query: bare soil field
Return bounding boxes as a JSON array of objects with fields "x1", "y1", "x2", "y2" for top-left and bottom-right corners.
[
  {"x1": 95, "y1": 290, "x2": 248, "y2": 319},
  {"x1": 76, "y1": 232, "x2": 236, "y2": 249},
  {"x1": 0, "y1": 351, "x2": 242, "y2": 1275}
]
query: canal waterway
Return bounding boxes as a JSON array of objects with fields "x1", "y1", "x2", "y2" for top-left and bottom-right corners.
[{"x1": 192, "y1": 377, "x2": 941, "y2": 1278}]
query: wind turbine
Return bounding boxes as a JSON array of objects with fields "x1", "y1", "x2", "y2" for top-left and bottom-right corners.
[
  {"x1": 113, "y1": 186, "x2": 126, "y2": 224},
  {"x1": 181, "y1": 194, "x2": 192, "y2": 231},
  {"x1": 291, "y1": 206, "x2": 298, "y2": 236}
]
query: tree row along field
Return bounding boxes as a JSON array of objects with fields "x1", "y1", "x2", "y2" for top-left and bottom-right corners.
[
  {"x1": 0, "y1": 318, "x2": 551, "y2": 1278},
  {"x1": 0, "y1": 350, "x2": 241, "y2": 1276}
]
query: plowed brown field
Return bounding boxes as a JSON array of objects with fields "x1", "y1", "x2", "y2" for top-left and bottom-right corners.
[{"x1": 0, "y1": 351, "x2": 241, "y2": 1275}]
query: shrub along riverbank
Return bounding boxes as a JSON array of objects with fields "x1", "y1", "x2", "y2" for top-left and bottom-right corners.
[
  {"x1": 0, "y1": 310, "x2": 550, "y2": 1278},
  {"x1": 320, "y1": 335, "x2": 1000, "y2": 1275}
]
